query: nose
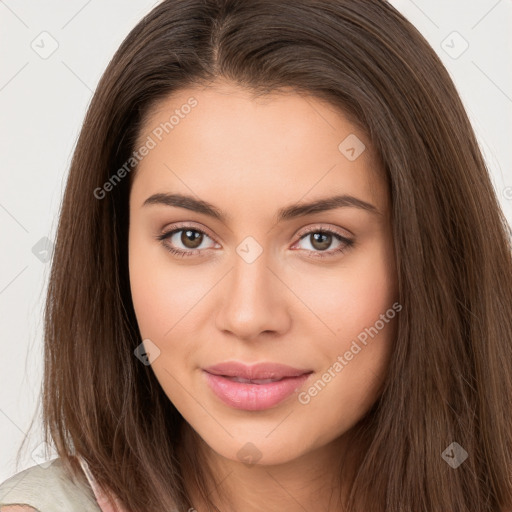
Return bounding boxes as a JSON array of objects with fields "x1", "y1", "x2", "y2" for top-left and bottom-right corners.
[{"x1": 214, "y1": 250, "x2": 292, "y2": 341}]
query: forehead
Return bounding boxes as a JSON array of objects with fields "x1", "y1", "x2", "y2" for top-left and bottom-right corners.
[{"x1": 130, "y1": 81, "x2": 388, "y2": 218}]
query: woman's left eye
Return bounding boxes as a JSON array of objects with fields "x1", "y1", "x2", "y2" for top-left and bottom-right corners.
[
  {"x1": 293, "y1": 228, "x2": 354, "y2": 258},
  {"x1": 156, "y1": 225, "x2": 354, "y2": 259}
]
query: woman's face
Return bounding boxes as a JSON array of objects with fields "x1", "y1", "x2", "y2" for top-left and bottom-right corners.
[{"x1": 128, "y1": 80, "x2": 398, "y2": 466}]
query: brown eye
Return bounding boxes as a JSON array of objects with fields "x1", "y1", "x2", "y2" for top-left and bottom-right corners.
[
  {"x1": 309, "y1": 232, "x2": 333, "y2": 251},
  {"x1": 180, "y1": 229, "x2": 203, "y2": 249},
  {"x1": 157, "y1": 225, "x2": 218, "y2": 257},
  {"x1": 293, "y1": 227, "x2": 354, "y2": 259}
]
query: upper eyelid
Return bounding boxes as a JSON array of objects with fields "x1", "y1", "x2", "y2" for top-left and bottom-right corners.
[
  {"x1": 295, "y1": 223, "x2": 353, "y2": 239},
  {"x1": 162, "y1": 221, "x2": 219, "y2": 241}
]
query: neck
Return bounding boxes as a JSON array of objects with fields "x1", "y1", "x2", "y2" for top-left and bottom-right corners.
[{"x1": 179, "y1": 423, "x2": 358, "y2": 512}]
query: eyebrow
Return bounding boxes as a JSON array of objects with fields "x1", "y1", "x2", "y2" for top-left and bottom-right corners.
[{"x1": 142, "y1": 192, "x2": 380, "y2": 222}]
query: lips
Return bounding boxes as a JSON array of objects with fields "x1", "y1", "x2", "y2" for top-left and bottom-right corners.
[
  {"x1": 223, "y1": 376, "x2": 281, "y2": 384},
  {"x1": 203, "y1": 361, "x2": 312, "y2": 381},
  {"x1": 202, "y1": 361, "x2": 313, "y2": 410}
]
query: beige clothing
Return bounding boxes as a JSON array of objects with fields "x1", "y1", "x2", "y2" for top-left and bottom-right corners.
[{"x1": 0, "y1": 458, "x2": 112, "y2": 512}]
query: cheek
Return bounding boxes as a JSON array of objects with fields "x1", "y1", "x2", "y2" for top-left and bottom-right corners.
[
  {"x1": 128, "y1": 231, "x2": 204, "y2": 408},
  {"x1": 292, "y1": 238, "x2": 397, "y2": 412},
  {"x1": 295, "y1": 240, "x2": 397, "y2": 343},
  {"x1": 128, "y1": 247, "x2": 173, "y2": 339},
  {"x1": 128, "y1": 228, "x2": 209, "y2": 339}
]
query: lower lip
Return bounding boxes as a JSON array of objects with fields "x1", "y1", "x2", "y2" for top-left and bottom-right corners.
[{"x1": 203, "y1": 371, "x2": 311, "y2": 411}]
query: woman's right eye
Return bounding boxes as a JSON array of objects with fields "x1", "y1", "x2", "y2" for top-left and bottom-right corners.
[{"x1": 157, "y1": 226, "x2": 218, "y2": 257}]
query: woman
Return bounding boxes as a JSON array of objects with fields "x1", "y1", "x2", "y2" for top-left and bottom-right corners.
[{"x1": 1, "y1": 0, "x2": 511, "y2": 511}]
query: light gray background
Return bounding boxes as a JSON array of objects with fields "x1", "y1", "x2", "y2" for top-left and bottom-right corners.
[{"x1": 1, "y1": 0, "x2": 511, "y2": 480}]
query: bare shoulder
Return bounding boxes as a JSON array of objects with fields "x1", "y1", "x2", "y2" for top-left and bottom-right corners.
[{"x1": 1, "y1": 507, "x2": 40, "y2": 512}]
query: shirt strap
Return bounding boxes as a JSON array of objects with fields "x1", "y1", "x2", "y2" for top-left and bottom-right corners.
[{"x1": 77, "y1": 456, "x2": 125, "y2": 512}]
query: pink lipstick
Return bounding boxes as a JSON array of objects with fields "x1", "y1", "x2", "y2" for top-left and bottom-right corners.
[{"x1": 203, "y1": 361, "x2": 313, "y2": 411}]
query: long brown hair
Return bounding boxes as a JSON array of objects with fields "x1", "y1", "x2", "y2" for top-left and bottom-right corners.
[{"x1": 17, "y1": 0, "x2": 512, "y2": 510}]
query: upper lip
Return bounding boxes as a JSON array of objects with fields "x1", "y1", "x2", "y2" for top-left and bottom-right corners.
[{"x1": 203, "y1": 361, "x2": 312, "y2": 380}]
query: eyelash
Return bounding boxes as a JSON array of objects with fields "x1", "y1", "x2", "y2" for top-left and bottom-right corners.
[{"x1": 156, "y1": 224, "x2": 354, "y2": 260}]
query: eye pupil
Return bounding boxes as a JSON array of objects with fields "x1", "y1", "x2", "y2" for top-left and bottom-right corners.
[
  {"x1": 181, "y1": 229, "x2": 202, "y2": 249},
  {"x1": 311, "y1": 232, "x2": 332, "y2": 251}
]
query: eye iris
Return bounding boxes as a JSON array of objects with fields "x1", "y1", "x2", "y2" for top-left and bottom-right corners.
[
  {"x1": 181, "y1": 229, "x2": 202, "y2": 249},
  {"x1": 311, "y1": 232, "x2": 332, "y2": 251}
]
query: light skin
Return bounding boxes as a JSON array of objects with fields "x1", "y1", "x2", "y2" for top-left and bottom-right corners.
[{"x1": 128, "y1": 79, "x2": 399, "y2": 512}]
